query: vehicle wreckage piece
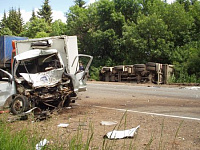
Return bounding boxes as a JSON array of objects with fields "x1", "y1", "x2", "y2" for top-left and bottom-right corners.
[
  {"x1": 105, "y1": 125, "x2": 140, "y2": 139},
  {"x1": 1, "y1": 49, "x2": 92, "y2": 115},
  {"x1": 0, "y1": 36, "x2": 93, "y2": 115}
]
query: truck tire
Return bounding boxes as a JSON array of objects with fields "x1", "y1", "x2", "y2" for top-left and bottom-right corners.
[
  {"x1": 135, "y1": 67, "x2": 145, "y2": 72},
  {"x1": 102, "y1": 67, "x2": 110, "y2": 72},
  {"x1": 146, "y1": 62, "x2": 156, "y2": 67},
  {"x1": 10, "y1": 95, "x2": 30, "y2": 115},
  {"x1": 114, "y1": 65, "x2": 124, "y2": 70},
  {"x1": 146, "y1": 66, "x2": 156, "y2": 71},
  {"x1": 134, "y1": 64, "x2": 145, "y2": 68}
]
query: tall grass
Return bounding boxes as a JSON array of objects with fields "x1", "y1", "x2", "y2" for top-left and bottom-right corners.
[{"x1": 0, "y1": 120, "x2": 39, "y2": 150}]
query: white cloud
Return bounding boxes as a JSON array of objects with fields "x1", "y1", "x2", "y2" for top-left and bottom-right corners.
[
  {"x1": 0, "y1": 13, "x2": 3, "y2": 20},
  {"x1": 87, "y1": 0, "x2": 96, "y2": 5},
  {"x1": 52, "y1": 10, "x2": 66, "y2": 23},
  {"x1": 20, "y1": 9, "x2": 32, "y2": 23}
]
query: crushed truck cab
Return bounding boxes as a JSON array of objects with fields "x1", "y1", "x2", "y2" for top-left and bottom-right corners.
[{"x1": 0, "y1": 36, "x2": 93, "y2": 114}]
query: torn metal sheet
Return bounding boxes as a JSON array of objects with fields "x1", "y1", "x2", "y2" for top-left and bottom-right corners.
[
  {"x1": 19, "y1": 68, "x2": 64, "y2": 88},
  {"x1": 57, "y1": 123, "x2": 69, "y2": 128},
  {"x1": 105, "y1": 125, "x2": 140, "y2": 139},
  {"x1": 35, "y1": 139, "x2": 49, "y2": 150},
  {"x1": 25, "y1": 107, "x2": 41, "y2": 114},
  {"x1": 100, "y1": 121, "x2": 118, "y2": 126}
]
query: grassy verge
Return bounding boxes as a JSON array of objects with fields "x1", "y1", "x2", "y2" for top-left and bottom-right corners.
[{"x1": 0, "y1": 112, "x2": 184, "y2": 150}]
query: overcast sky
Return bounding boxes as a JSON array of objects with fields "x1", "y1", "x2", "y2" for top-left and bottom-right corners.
[
  {"x1": 0, "y1": 0, "x2": 174, "y2": 23},
  {"x1": 0, "y1": 0, "x2": 95, "y2": 23}
]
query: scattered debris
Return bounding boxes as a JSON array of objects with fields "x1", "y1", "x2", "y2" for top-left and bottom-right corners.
[
  {"x1": 100, "y1": 121, "x2": 118, "y2": 126},
  {"x1": 25, "y1": 107, "x2": 41, "y2": 114},
  {"x1": 66, "y1": 107, "x2": 72, "y2": 109},
  {"x1": 180, "y1": 87, "x2": 200, "y2": 90},
  {"x1": 105, "y1": 125, "x2": 140, "y2": 139},
  {"x1": 7, "y1": 113, "x2": 28, "y2": 122},
  {"x1": 7, "y1": 108, "x2": 50, "y2": 123},
  {"x1": 35, "y1": 139, "x2": 49, "y2": 150},
  {"x1": 57, "y1": 123, "x2": 69, "y2": 128},
  {"x1": 0, "y1": 110, "x2": 9, "y2": 114}
]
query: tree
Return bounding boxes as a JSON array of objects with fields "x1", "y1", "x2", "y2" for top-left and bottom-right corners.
[
  {"x1": 74, "y1": 0, "x2": 86, "y2": 7},
  {"x1": 37, "y1": 0, "x2": 53, "y2": 24},
  {"x1": 0, "y1": 27, "x2": 12, "y2": 36},
  {"x1": 30, "y1": 10, "x2": 37, "y2": 21},
  {"x1": 162, "y1": 2, "x2": 193, "y2": 47},
  {"x1": 189, "y1": 1, "x2": 200, "y2": 41},
  {"x1": 114, "y1": 0, "x2": 142, "y2": 23},
  {"x1": 20, "y1": 17, "x2": 51, "y2": 38},
  {"x1": 0, "y1": 11, "x2": 8, "y2": 29},
  {"x1": 6, "y1": 8, "x2": 23, "y2": 35},
  {"x1": 50, "y1": 19, "x2": 67, "y2": 36}
]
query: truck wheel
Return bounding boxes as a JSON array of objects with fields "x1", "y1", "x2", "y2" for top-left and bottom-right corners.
[
  {"x1": 146, "y1": 66, "x2": 156, "y2": 71},
  {"x1": 10, "y1": 95, "x2": 30, "y2": 115},
  {"x1": 114, "y1": 65, "x2": 124, "y2": 70},
  {"x1": 135, "y1": 67, "x2": 145, "y2": 72},
  {"x1": 134, "y1": 64, "x2": 145, "y2": 68},
  {"x1": 146, "y1": 62, "x2": 156, "y2": 67}
]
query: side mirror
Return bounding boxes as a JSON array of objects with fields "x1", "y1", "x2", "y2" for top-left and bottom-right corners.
[{"x1": 0, "y1": 69, "x2": 13, "y2": 84}]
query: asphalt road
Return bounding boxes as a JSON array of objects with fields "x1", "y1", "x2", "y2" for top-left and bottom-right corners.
[{"x1": 80, "y1": 82, "x2": 200, "y2": 120}]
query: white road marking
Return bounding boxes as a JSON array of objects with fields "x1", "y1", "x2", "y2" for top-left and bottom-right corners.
[{"x1": 94, "y1": 106, "x2": 200, "y2": 121}]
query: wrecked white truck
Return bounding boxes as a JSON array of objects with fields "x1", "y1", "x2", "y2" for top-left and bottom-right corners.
[{"x1": 0, "y1": 36, "x2": 93, "y2": 115}]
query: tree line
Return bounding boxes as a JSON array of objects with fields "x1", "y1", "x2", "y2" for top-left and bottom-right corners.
[{"x1": 0, "y1": 0, "x2": 199, "y2": 82}]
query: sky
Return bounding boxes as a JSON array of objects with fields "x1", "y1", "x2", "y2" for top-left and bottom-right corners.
[{"x1": 0, "y1": 0, "x2": 95, "y2": 23}]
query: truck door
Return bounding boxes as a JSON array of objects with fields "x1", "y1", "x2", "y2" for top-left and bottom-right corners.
[
  {"x1": 0, "y1": 69, "x2": 15, "y2": 108},
  {"x1": 71, "y1": 54, "x2": 93, "y2": 92}
]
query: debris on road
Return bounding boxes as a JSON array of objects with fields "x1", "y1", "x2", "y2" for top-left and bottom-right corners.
[
  {"x1": 105, "y1": 125, "x2": 140, "y2": 139},
  {"x1": 35, "y1": 139, "x2": 49, "y2": 150},
  {"x1": 57, "y1": 123, "x2": 69, "y2": 128},
  {"x1": 180, "y1": 87, "x2": 200, "y2": 90},
  {"x1": 100, "y1": 121, "x2": 118, "y2": 126}
]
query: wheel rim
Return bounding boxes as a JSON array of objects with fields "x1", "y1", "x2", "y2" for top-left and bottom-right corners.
[{"x1": 13, "y1": 99, "x2": 23, "y2": 112}]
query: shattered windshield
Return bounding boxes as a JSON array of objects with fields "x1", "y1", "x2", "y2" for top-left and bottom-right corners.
[{"x1": 16, "y1": 53, "x2": 62, "y2": 77}]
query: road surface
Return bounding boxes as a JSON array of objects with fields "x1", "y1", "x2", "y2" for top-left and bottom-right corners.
[{"x1": 80, "y1": 82, "x2": 200, "y2": 120}]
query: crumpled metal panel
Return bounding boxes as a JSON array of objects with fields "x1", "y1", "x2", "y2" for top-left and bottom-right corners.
[{"x1": 19, "y1": 68, "x2": 64, "y2": 88}]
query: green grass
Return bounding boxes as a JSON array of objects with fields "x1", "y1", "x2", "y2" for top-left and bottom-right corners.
[{"x1": 0, "y1": 120, "x2": 39, "y2": 150}]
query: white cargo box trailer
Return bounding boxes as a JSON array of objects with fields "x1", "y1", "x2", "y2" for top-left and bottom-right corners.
[{"x1": 14, "y1": 35, "x2": 79, "y2": 74}]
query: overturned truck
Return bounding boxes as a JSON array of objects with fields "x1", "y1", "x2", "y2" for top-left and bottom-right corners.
[
  {"x1": 100, "y1": 62, "x2": 173, "y2": 84},
  {"x1": 0, "y1": 36, "x2": 93, "y2": 114}
]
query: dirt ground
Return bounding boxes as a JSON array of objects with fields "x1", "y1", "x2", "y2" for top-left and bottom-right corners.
[{"x1": 1, "y1": 82, "x2": 200, "y2": 150}]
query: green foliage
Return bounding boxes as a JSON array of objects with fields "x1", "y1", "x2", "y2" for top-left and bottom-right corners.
[
  {"x1": 90, "y1": 66, "x2": 102, "y2": 81},
  {"x1": 0, "y1": 27, "x2": 12, "y2": 36},
  {"x1": 1, "y1": 0, "x2": 199, "y2": 83},
  {"x1": 74, "y1": 0, "x2": 86, "y2": 7},
  {"x1": 0, "y1": 8, "x2": 23, "y2": 36},
  {"x1": 30, "y1": 10, "x2": 37, "y2": 21},
  {"x1": 50, "y1": 19, "x2": 67, "y2": 36},
  {"x1": 171, "y1": 41, "x2": 200, "y2": 83},
  {"x1": 0, "y1": 120, "x2": 38, "y2": 150},
  {"x1": 37, "y1": 0, "x2": 53, "y2": 24},
  {"x1": 35, "y1": 31, "x2": 49, "y2": 38},
  {"x1": 20, "y1": 17, "x2": 51, "y2": 38}
]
